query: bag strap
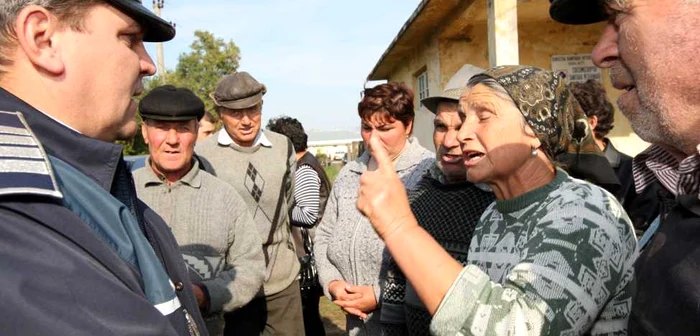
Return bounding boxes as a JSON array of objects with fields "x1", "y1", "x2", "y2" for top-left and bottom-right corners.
[{"x1": 262, "y1": 139, "x2": 295, "y2": 266}]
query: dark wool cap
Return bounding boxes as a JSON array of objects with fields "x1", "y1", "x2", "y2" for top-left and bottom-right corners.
[
  {"x1": 210, "y1": 72, "x2": 267, "y2": 110},
  {"x1": 139, "y1": 85, "x2": 205, "y2": 121},
  {"x1": 549, "y1": 0, "x2": 608, "y2": 25},
  {"x1": 105, "y1": 0, "x2": 175, "y2": 42}
]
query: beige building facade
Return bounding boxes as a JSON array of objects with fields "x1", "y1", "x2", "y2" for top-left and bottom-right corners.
[{"x1": 368, "y1": 0, "x2": 648, "y2": 156}]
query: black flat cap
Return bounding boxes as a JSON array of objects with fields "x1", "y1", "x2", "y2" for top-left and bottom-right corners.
[
  {"x1": 210, "y1": 72, "x2": 267, "y2": 110},
  {"x1": 550, "y1": 0, "x2": 608, "y2": 25},
  {"x1": 139, "y1": 85, "x2": 205, "y2": 121},
  {"x1": 106, "y1": 0, "x2": 175, "y2": 42}
]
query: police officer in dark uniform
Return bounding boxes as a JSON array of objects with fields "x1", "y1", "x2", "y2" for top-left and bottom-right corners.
[{"x1": 0, "y1": 1, "x2": 207, "y2": 335}]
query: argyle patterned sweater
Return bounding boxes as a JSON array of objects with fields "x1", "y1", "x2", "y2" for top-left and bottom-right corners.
[
  {"x1": 195, "y1": 130, "x2": 299, "y2": 296},
  {"x1": 430, "y1": 169, "x2": 638, "y2": 336}
]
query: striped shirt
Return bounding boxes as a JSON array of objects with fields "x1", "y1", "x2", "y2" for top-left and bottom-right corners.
[
  {"x1": 633, "y1": 144, "x2": 700, "y2": 197},
  {"x1": 291, "y1": 164, "x2": 321, "y2": 226}
]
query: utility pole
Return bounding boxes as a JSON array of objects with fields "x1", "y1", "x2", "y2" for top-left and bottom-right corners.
[{"x1": 153, "y1": 0, "x2": 166, "y2": 82}]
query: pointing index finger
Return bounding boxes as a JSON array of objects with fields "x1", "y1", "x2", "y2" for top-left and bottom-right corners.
[{"x1": 368, "y1": 133, "x2": 392, "y2": 172}]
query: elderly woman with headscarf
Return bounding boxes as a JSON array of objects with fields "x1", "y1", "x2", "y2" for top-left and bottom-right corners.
[{"x1": 357, "y1": 66, "x2": 637, "y2": 335}]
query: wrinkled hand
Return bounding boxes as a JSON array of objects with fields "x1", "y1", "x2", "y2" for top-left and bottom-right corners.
[
  {"x1": 328, "y1": 280, "x2": 367, "y2": 319},
  {"x1": 333, "y1": 285, "x2": 377, "y2": 320},
  {"x1": 357, "y1": 133, "x2": 416, "y2": 241}
]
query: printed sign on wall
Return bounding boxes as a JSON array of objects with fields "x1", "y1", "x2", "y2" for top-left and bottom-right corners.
[{"x1": 551, "y1": 54, "x2": 602, "y2": 83}]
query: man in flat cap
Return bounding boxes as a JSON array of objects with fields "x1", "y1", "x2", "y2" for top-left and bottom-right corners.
[
  {"x1": 134, "y1": 85, "x2": 265, "y2": 336},
  {"x1": 551, "y1": 0, "x2": 700, "y2": 334},
  {"x1": 196, "y1": 72, "x2": 304, "y2": 335},
  {"x1": 0, "y1": 0, "x2": 209, "y2": 335},
  {"x1": 380, "y1": 64, "x2": 495, "y2": 335}
]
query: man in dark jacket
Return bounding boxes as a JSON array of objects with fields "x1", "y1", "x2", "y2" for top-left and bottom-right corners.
[
  {"x1": 569, "y1": 80, "x2": 660, "y2": 233},
  {"x1": 551, "y1": 0, "x2": 700, "y2": 334},
  {"x1": 0, "y1": 1, "x2": 207, "y2": 335}
]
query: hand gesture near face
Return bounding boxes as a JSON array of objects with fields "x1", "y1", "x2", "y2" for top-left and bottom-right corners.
[{"x1": 356, "y1": 133, "x2": 417, "y2": 241}]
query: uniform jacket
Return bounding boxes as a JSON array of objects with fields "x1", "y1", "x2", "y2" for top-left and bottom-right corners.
[{"x1": 0, "y1": 89, "x2": 207, "y2": 336}]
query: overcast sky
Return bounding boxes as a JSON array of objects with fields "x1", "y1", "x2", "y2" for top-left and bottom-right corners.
[{"x1": 145, "y1": 0, "x2": 422, "y2": 132}]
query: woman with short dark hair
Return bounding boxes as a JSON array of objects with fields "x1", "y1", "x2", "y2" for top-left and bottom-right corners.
[{"x1": 315, "y1": 82, "x2": 434, "y2": 335}]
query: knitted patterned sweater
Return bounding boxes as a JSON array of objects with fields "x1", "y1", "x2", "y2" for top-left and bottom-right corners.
[
  {"x1": 315, "y1": 137, "x2": 434, "y2": 336},
  {"x1": 430, "y1": 169, "x2": 638, "y2": 336},
  {"x1": 133, "y1": 159, "x2": 265, "y2": 336},
  {"x1": 381, "y1": 166, "x2": 495, "y2": 336},
  {"x1": 195, "y1": 129, "x2": 299, "y2": 296}
]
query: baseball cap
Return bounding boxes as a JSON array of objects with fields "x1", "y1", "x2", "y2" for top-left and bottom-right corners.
[
  {"x1": 106, "y1": 0, "x2": 175, "y2": 42},
  {"x1": 421, "y1": 64, "x2": 484, "y2": 114},
  {"x1": 549, "y1": 0, "x2": 608, "y2": 25}
]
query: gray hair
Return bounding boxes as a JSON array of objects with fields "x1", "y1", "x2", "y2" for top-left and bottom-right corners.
[{"x1": 466, "y1": 75, "x2": 513, "y2": 103}]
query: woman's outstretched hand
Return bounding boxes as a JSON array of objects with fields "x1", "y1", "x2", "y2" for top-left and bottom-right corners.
[{"x1": 357, "y1": 133, "x2": 416, "y2": 241}]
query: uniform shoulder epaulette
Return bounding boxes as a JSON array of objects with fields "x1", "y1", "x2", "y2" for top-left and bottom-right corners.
[{"x1": 0, "y1": 111, "x2": 62, "y2": 199}]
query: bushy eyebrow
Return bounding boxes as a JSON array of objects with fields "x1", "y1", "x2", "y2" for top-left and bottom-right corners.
[{"x1": 121, "y1": 23, "x2": 145, "y2": 38}]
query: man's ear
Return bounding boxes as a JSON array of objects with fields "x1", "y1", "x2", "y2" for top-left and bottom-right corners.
[
  {"x1": 141, "y1": 121, "x2": 150, "y2": 144},
  {"x1": 588, "y1": 116, "x2": 598, "y2": 131},
  {"x1": 14, "y1": 6, "x2": 65, "y2": 75}
]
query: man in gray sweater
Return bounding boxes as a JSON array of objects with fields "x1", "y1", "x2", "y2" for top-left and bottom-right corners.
[
  {"x1": 196, "y1": 72, "x2": 304, "y2": 336},
  {"x1": 133, "y1": 85, "x2": 265, "y2": 336}
]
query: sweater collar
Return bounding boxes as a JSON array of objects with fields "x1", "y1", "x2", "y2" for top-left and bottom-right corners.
[
  {"x1": 217, "y1": 128, "x2": 272, "y2": 148},
  {"x1": 0, "y1": 88, "x2": 123, "y2": 192},
  {"x1": 347, "y1": 136, "x2": 429, "y2": 174},
  {"x1": 141, "y1": 156, "x2": 202, "y2": 189},
  {"x1": 495, "y1": 168, "x2": 568, "y2": 214}
]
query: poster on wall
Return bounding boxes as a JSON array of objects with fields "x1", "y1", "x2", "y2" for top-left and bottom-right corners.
[{"x1": 551, "y1": 54, "x2": 602, "y2": 83}]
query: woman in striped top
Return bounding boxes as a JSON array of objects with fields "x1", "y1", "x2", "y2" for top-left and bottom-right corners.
[{"x1": 267, "y1": 116, "x2": 331, "y2": 336}]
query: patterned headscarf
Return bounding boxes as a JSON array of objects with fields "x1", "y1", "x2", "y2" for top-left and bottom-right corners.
[{"x1": 477, "y1": 65, "x2": 620, "y2": 190}]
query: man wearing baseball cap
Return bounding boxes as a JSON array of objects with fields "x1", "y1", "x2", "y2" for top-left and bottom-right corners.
[
  {"x1": 0, "y1": 1, "x2": 208, "y2": 335},
  {"x1": 134, "y1": 85, "x2": 265, "y2": 336},
  {"x1": 196, "y1": 72, "x2": 304, "y2": 335},
  {"x1": 551, "y1": 0, "x2": 700, "y2": 334}
]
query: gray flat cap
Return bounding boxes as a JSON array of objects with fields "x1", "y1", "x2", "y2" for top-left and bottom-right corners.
[
  {"x1": 210, "y1": 72, "x2": 267, "y2": 110},
  {"x1": 421, "y1": 64, "x2": 485, "y2": 114}
]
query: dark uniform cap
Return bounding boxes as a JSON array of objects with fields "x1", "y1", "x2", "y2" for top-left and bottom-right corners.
[
  {"x1": 210, "y1": 72, "x2": 267, "y2": 110},
  {"x1": 549, "y1": 0, "x2": 608, "y2": 25},
  {"x1": 106, "y1": 0, "x2": 176, "y2": 42},
  {"x1": 139, "y1": 85, "x2": 205, "y2": 121}
]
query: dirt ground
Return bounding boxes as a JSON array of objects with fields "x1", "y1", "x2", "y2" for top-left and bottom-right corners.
[{"x1": 320, "y1": 296, "x2": 346, "y2": 335}]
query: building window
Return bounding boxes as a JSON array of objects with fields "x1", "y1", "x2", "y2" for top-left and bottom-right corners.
[{"x1": 416, "y1": 69, "x2": 429, "y2": 107}]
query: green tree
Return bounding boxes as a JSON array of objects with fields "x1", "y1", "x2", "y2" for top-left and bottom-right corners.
[
  {"x1": 119, "y1": 30, "x2": 240, "y2": 156},
  {"x1": 171, "y1": 30, "x2": 241, "y2": 110}
]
